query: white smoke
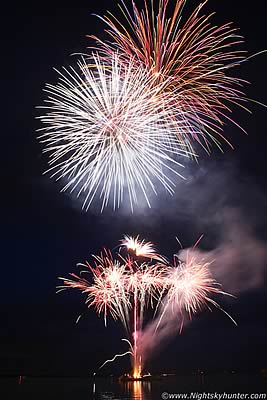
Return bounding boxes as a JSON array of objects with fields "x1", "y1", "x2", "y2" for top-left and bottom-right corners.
[
  {"x1": 179, "y1": 209, "x2": 267, "y2": 294},
  {"x1": 138, "y1": 208, "x2": 267, "y2": 369}
]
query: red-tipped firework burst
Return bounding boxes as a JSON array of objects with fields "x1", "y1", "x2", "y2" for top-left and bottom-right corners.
[
  {"x1": 58, "y1": 236, "x2": 235, "y2": 378},
  {"x1": 91, "y1": 0, "x2": 250, "y2": 153}
]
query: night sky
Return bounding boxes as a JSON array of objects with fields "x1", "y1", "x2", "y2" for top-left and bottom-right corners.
[{"x1": 2, "y1": 0, "x2": 267, "y2": 377}]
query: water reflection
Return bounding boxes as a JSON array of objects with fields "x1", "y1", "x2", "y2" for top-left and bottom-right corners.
[
  {"x1": 4, "y1": 372, "x2": 267, "y2": 400},
  {"x1": 92, "y1": 381, "x2": 96, "y2": 397},
  {"x1": 124, "y1": 380, "x2": 152, "y2": 399},
  {"x1": 93, "y1": 378, "x2": 152, "y2": 400},
  {"x1": 91, "y1": 372, "x2": 267, "y2": 400}
]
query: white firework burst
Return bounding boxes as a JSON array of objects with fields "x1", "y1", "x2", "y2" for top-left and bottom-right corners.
[{"x1": 37, "y1": 53, "x2": 190, "y2": 211}]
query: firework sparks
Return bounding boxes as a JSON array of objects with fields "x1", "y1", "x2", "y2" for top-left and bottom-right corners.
[
  {"x1": 91, "y1": 0, "x2": 250, "y2": 153},
  {"x1": 159, "y1": 253, "x2": 236, "y2": 331},
  {"x1": 37, "y1": 0, "x2": 263, "y2": 212},
  {"x1": 38, "y1": 53, "x2": 190, "y2": 212},
  {"x1": 59, "y1": 235, "x2": 235, "y2": 378},
  {"x1": 121, "y1": 235, "x2": 165, "y2": 262}
]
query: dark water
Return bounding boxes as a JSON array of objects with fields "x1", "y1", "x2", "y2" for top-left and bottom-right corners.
[{"x1": 2, "y1": 373, "x2": 267, "y2": 399}]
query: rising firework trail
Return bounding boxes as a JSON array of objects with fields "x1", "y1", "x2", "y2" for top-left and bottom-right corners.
[{"x1": 58, "y1": 236, "x2": 235, "y2": 378}]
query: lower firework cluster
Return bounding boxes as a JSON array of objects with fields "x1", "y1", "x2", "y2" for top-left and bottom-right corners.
[{"x1": 58, "y1": 236, "x2": 235, "y2": 379}]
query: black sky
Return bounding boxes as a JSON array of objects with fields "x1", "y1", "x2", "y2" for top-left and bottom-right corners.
[{"x1": 1, "y1": 0, "x2": 267, "y2": 376}]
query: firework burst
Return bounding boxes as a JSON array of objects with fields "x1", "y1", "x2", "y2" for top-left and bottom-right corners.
[
  {"x1": 59, "y1": 235, "x2": 235, "y2": 378},
  {"x1": 91, "y1": 0, "x2": 250, "y2": 153},
  {"x1": 160, "y1": 253, "x2": 236, "y2": 330},
  {"x1": 37, "y1": 0, "x2": 264, "y2": 212},
  {"x1": 121, "y1": 234, "x2": 166, "y2": 262},
  {"x1": 38, "y1": 53, "x2": 190, "y2": 211}
]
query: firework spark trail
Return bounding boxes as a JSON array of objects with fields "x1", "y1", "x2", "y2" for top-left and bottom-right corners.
[
  {"x1": 91, "y1": 0, "x2": 251, "y2": 153},
  {"x1": 98, "y1": 349, "x2": 133, "y2": 371},
  {"x1": 38, "y1": 53, "x2": 192, "y2": 212},
  {"x1": 59, "y1": 235, "x2": 235, "y2": 377}
]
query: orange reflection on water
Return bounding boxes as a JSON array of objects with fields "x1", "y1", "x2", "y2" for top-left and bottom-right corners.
[{"x1": 124, "y1": 380, "x2": 152, "y2": 400}]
